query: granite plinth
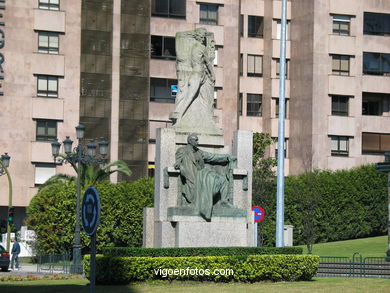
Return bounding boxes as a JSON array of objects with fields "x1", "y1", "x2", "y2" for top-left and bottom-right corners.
[{"x1": 174, "y1": 216, "x2": 248, "y2": 247}]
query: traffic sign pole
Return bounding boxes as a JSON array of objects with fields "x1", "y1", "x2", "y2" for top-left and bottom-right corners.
[
  {"x1": 82, "y1": 186, "x2": 101, "y2": 293},
  {"x1": 90, "y1": 232, "x2": 96, "y2": 293},
  {"x1": 252, "y1": 206, "x2": 265, "y2": 247},
  {"x1": 254, "y1": 222, "x2": 258, "y2": 247}
]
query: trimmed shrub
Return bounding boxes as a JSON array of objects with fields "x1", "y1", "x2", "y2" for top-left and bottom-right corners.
[
  {"x1": 102, "y1": 246, "x2": 303, "y2": 257},
  {"x1": 255, "y1": 164, "x2": 387, "y2": 246},
  {"x1": 84, "y1": 254, "x2": 319, "y2": 284}
]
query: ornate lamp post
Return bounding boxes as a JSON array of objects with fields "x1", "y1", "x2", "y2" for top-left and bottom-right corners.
[
  {"x1": 51, "y1": 124, "x2": 109, "y2": 273},
  {"x1": 375, "y1": 152, "x2": 390, "y2": 259},
  {"x1": 0, "y1": 153, "x2": 12, "y2": 251}
]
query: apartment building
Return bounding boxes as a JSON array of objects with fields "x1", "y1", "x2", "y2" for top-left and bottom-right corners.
[{"x1": 0, "y1": 0, "x2": 389, "y2": 228}]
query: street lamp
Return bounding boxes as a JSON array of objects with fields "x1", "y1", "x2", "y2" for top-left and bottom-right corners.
[
  {"x1": 0, "y1": 153, "x2": 12, "y2": 252},
  {"x1": 375, "y1": 152, "x2": 390, "y2": 260},
  {"x1": 51, "y1": 124, "x2": 109, "y2": 274}
]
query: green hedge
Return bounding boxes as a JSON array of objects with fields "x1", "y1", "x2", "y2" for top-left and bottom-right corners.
[
  {"x1": 26, "y1": 177, "x2": 154, "y2": 254},
  {"x1": 255, "y1": 165, "x2": 388, "y2": 246},
  {"x1": 102, "y1": 246, "x2": 303, "y2": 257},
  {"x1": 84, "y1": 254, "x2": 319, "y2": 284}
]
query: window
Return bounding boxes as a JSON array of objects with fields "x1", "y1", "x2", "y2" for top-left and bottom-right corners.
[
  {"x1": 275, "y1": 98, "x2": 288, "y2": 118},
  {"x1": 362, "y1": 133, "x2": 390, "y2": 154},
  {"x1": 332, "y1": 55, "x2": 350, "y2": 76},
  {"x1": 39, "y1": 0, "x2": 59, "y2": 10},
  {"x1": 200, "y1": 4, "x2": 218, "y2": 25},
  {"x1": 276, "y1": 59, "x2": 289, "y2": 78},
  {"x1": 238, "y1": 93, "x2": 243, "y2": 116},
  {"x1": 240, "y1": 15, "x2": 244, "y2": 37},
  {"x1": 275, "y1": 138, "x2": 287, "y2": 158},
  {"x1": 247, "y1": 55, "x2": 263, "y2": 77},
  {"x1": 152, "y1": 0, "x2": 186, "y2": 19},
  {"x1": 364, "y1": 12, "x2": 390, "y2": 36},
  {"x1": 248, "y1": 16, "x2": 263, "y2": 38},
  {"x1": 34, "y1": 163, "x2": 56, "y2": 185},
  {"x1": 38, "y1": 32, "x2": 59, "y2": 54},
  {"x1": 332, "y1": 15, "x2": 351, "y2": 35},
  {"x1": 363, "y1": 52, "x2": 390, "y2": 76},
  {"x1": 37, "y1": 75, "x2": 59, "y2": 97},
  {"x1": 150, "y1": 78, "x2": 177, "y2": 103},
  {"x1": 362, "y1": 92, "x2": 390, "y2": 116},
  {"x1": 331, "y1": 136, "x2": 349, "y2": 156},
  {"x1": 213, "y1": 87, "x2": 221, "y2": 108},
  {"x1": 331, "y1": 95, "x2": 349, "y2": 116},
  {"x1": 151, "y1": 35, "x2": 176, "y2": 60},
  {"x1": 276, "y1": 20, "x2": 290, "y2": 40},
  {"x1": 214, "y1": 46, "x2": 222, "y2": 66},
  {"x1": 240, "y1": 54, "x2": 243, "y2": 76},
  {"x1": 36, "y1": 120, "x2": 57, "y2": 141},
  {"x1": 246, "y1": 94, "x2": 262, "y2": 117}
]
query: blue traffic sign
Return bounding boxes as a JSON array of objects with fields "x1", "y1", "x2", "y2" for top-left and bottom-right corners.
[
  {"x1": 252, "y1": 206, "x2": 265, "y2": 223},
  {"x1": 82, "y1": 186, "x2": 101, "y2": 236}
]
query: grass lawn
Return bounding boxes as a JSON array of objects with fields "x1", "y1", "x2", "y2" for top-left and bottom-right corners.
[
  {"x1": 0, "y1": 278, "x2": 389, "y2": 293},
  {"x1": 297, "y1": 235, "x2": 388, "y2": 257}
]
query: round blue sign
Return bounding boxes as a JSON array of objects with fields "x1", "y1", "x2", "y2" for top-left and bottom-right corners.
[
  {"x1": 252, "y1": 206, "x2": 265, "y2": 223},
  {"x1": 82, "y1": 186, "x2": 101, "y2": 236}
]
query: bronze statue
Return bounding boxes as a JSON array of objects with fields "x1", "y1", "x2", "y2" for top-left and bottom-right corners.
[{"x1": 174, "y1": 134, "x2": 236, "y2": 220}]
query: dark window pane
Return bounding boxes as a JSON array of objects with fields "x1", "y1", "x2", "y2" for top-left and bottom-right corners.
[
  {"x1": 36, "y1": 120, "x2": 57, "y2": 141},
  {"x1": 248, "y1": 16, "x2": 263, "y2": 38},
  {"x1": 331, "y1": 95, "x2": 349, "y2": 116},
  {"x1": 239, "y1": 93, "x2": 243, "y2": 116},
  {"x1": 364, "y1": 12, "x2": 390, "y2": 36},
  {"x1": 151, "y1": 36, "x2": 163, "y2": 57},
  {"x1": 151, "y1": 35, "x2": 176, "y2": 59},
  {"x1": 200, "y1": 4, "x2": 218, "y2": 25},
  {"x1": 152, "y1": 0, "x2": 168, "y2": 15},
  {"x1": 246, "y1": 94, "x2": 262, "y2": 116},
  {"x1": 152, "y1": 0, "x2": 185, "y2": 18},
  {"x1": 240, "y1": 15, "x2": 244, "y2": 37},
  {"x1": 382, "y1": 53, "x2": 390, "y2": 73},
  {"x1": 163, "y1": 37, "x2": 176, "y2": 57},
  {"x1": 363, "y1": 52, "x2": 380, "y2": 74},
  {"x1": 363, "y1": 52, "x2": 390, "y2": 76},
  {"x1": 240, "y1": 54, "x2": 243, "y2": 76},
  {"x1": 170, "y1": 0, "x2": 185, "y2": 16}
]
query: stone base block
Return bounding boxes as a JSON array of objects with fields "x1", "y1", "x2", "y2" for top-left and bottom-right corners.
[
  {"x1": 167, "y1": 206, "x2": 246, "y2": 221},
  {"x1": 174, "y1": 216, "x2": 248, "y2": 247}
]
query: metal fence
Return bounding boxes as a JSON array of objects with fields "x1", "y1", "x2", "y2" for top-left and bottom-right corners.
[
  {"x1": 317, "y1": 253, "x2": 390, "y2": 278},
  {"x1": 37, "y1": 253, "x2": 71, "y2": 274}
]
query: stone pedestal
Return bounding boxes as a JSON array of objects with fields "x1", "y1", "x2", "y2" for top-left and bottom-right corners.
[
  {"x1": 143, "y1": 128, "x2": 254, "y2": 248},
  {"x1": 172, "y1": 216, "x2": 248, "y2": 247}
]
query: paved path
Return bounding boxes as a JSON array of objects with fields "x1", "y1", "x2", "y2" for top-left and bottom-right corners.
[{"x1": 0, "y1": 264, "x2": 59, "y2": 277}]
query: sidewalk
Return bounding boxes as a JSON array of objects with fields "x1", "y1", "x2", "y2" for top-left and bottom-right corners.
[
  {"x1": 0, "y1": 264, "x2": 71, "y2": 277},
  {"x1": 0, "y1": 264, "x2": 42, "y2": 277}
]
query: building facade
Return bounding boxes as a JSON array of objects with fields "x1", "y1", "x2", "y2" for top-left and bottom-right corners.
[{"x1": 0, "y1": 0, "x2": 389, "y2": 228}]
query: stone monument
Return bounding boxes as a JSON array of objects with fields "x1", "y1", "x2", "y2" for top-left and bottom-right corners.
[{"x1": 143, "y1": 28, "x2": 254, "y2": 248}]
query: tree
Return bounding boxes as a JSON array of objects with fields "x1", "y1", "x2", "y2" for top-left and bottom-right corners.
[
  {"x1": 289, "y1": 172, "x2": 320, "y2": 254},
  {"x1": 39, "y1": 160, "x2": 131, "y2": 191},
  {"x1": 252, "y1": 133, "x2": 277, "y2": 246}
]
